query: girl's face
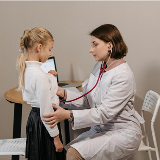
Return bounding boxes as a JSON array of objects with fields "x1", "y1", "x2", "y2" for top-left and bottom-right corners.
[
  {"x1": 89, "y1": 36, "x2": 111, "y2": 63},
  {"x1": 39, "y1": 41, "x2": 54, "y2": 63}
]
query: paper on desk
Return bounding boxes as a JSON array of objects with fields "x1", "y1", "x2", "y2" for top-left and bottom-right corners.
[{"x1": 62, "y1": 87, "x2": 81, "y2": 93}]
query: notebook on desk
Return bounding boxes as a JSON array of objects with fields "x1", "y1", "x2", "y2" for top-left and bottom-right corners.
[{"x1": 40, "y1": 56, "x2": 82, "y2": 88}]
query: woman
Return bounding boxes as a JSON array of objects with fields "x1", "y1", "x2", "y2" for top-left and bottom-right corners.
[{"x1": 43, "y1": 24, "x2": 144, "y2": 160}]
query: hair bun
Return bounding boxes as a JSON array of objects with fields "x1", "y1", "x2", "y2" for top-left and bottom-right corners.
[
  {"x1": 23, "y1": 29, "x2": 30, "y2": 39},
  {"x1": 20, "y1": 30, "x2": 30, "y2": 51}
]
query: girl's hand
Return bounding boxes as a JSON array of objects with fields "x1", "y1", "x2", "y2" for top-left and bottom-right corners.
[
  {"x1": 53, "y1": 135, "x2": 63, "y2": 152},
  {"x1": 42, "y1": 105, "x2": 70, "y2": 128},
  {"x1": 48, "y1": 70, "x2": 57, "y2": 77},
  {"x1": 56, "y1": 87, "x2": 66, "y2": 99}
]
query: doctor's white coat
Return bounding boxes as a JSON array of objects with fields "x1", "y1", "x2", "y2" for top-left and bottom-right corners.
[{"x1": 64, "y1": 61, "x2": 144, "y2": 160}]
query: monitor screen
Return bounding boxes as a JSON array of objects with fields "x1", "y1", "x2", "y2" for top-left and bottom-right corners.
[{"x1": 40, "y1": 57, "x2": 58, "y2": 81}]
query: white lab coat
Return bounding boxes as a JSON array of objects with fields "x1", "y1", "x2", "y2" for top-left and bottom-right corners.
[{"x1": 64, "y1": 61, "x2": 144, "y2": 160}]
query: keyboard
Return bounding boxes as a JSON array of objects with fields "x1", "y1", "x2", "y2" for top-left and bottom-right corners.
[{"x1": 58, "y1": 82, "x2": 69, "y2": 87}]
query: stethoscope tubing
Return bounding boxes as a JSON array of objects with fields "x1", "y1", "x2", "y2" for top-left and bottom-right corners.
[{"x1": 59, "y1": 63, "x2": 107, "y2": 103}]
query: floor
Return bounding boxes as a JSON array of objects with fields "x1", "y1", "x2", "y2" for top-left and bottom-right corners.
[
  {"x1": 0, "y1": 153, "x2": 151, "y2": 160},
  {"x1": 0, "y1": 156, "x2": 26, "y2": 160}
]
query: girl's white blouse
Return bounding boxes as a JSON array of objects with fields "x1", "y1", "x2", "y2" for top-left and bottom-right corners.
[{"x1": 22, "y1": 61, "x2": 59, "y2": 137}]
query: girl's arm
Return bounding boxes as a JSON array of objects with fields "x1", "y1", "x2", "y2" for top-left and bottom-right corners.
[
  {"x1": 34, "y1": 72, "x2": 59, "y2": 137},
  {"x1": 53, "y1": 135, "x2": 63, "y2": 152}
]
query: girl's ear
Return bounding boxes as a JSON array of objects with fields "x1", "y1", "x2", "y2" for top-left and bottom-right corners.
[{"x1": 36, "y1": 43, "x2": 42, "y2": 52}]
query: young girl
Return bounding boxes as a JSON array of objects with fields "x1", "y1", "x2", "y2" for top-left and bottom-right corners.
[{"x1": 16, "y1": 27, "x2": 66, "y2": 160}]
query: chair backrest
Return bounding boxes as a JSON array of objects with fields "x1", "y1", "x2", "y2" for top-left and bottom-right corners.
[
  {"x1": 142, "y1": 90, "x2": 160, "y2": 123},
  {"x1": 0, "y1": 138, "x2": 26, "y2": 155},
  {"x1": 141, "y1": 90, "x2": 160, "y2": 160}
]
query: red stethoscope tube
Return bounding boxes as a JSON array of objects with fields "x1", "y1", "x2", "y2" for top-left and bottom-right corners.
[{"x1": 59, "y1": 64, "x2": 107, "y2": 103}]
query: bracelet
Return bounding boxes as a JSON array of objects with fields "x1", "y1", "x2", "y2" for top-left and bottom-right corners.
[
  {"x1": 62, "y1": 89, "x2": 65, "y2": 100},
  {"x1": 68, "y1": 110, "x2": 74, "y2": 124},
  {"x1": 59, "y1": 89, "x2": 66, "y2": 100}
]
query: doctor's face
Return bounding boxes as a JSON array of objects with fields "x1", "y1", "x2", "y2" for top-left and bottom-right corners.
[{"x1": 89, "y1": 36, "x2": 110, "y2": 62}]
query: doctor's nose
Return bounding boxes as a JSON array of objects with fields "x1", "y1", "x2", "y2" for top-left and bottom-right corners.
[{"x1": 89, "y1": 47, "x2": 94, "y2": 53}]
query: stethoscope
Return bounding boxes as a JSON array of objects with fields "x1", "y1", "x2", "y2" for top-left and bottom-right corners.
[{"x1": 59, "y1": 57, "x2": 110, "y2": 103}]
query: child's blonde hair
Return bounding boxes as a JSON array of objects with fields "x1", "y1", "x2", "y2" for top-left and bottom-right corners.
[{"x1": 16, "y1": 27, "x2": 54, "y2": 91}]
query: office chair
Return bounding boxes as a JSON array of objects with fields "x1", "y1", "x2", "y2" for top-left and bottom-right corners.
[
  {"x1": 0, "y1": 138, "x2": 26, "y2": 156},
  {"x1": 138, "y1": 90, "x2": 160, "y2": 160}
]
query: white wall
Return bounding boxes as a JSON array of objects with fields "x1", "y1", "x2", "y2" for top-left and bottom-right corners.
[{"x1": 1, "y1": 1, "x2": 160, "y2": 159}]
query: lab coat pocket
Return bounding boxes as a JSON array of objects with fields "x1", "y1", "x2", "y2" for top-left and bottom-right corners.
[
  {"x1": 125, "y1": 107, "x2": 145, "y2": 124},
  {"x1": 113, "y1": 130, "x2": 141, "y2": 150}
]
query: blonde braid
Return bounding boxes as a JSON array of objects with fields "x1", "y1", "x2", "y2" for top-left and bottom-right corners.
[
  {"x1": 16, "y1": 30, "x2": 29, "y2": 91},
  {"x1": 16, "y1": 53, "x2": 26, "y2": 91}
]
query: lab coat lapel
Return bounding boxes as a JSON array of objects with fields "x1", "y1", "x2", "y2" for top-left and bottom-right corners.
[
  {"x1": 104, "y1": 58, "x2": 126, "y2": 72},
  {"x1": 86, "y1": 59, "x2": 126, "y2": 109},
  {"x1": 86, "y1": 62, "x2": 102, "y2": 108}
]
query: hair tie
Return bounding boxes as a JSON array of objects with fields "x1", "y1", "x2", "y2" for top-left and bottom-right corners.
[{"x1": 19, "y1": 48, "x2": 22, "y2": 52}]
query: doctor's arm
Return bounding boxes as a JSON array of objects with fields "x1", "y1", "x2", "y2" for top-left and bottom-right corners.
[
  {"x1": 71, "y1": 71, "x2": 134, "y2": 130},
  {"x1": 43, "y1": 72, "x2": 133, "y2": 129},
  {"x1": 56, "y1": 84, "x2": 90, "y2": 108},
  {"x1": 42, "y1": 84, "x2": 90, "y2": 127}
]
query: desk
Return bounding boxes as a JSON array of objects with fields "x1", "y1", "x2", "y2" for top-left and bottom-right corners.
[{"x1": 5, "y1": 81, "x2": 83, "y2": 160}]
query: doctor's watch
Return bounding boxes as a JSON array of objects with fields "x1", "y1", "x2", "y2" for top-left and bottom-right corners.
[{"x1": 68, "y1": 110, "x2": 74, "y2": 123}]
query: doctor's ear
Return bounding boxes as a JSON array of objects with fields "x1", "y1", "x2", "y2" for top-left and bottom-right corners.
[
  {"x1": 36, "y1": 43, "x2": 43, "y2": 52},
  {"x1": 108, "y1": 42, "x2": 113, "y2": 49}
]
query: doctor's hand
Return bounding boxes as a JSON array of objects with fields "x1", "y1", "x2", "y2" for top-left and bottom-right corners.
[
  {"x1": 48, "y1": 70, "x2": 57, "y2": 77},
  {"x1": 42, "y1": 104, "x2": 70, "y2": 128}
]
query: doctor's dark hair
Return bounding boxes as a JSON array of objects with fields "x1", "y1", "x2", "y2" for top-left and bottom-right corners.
[
  {"x1": 89, "y1": 24, "x2": 128, "y2": 59},
  {"x1": 16, "y1": 27, "x2": 54, "y2": 91}
]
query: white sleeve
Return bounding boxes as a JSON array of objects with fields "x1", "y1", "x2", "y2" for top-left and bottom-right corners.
[
  {"x1": 34, "y1": 73, "x2": 59, "y2": 137},
  {"x1": 62, "y1": 84, "x2": 90, "y2": 109},
  {"x1": 72, "y1": 71, "x2": 134, "y2": 130},
  {"x1": 46, "y1": 73, "x2": 59, "y2": 106}
]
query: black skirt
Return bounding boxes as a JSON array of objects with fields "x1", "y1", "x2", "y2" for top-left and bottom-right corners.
[{"x1": 25, "y1": 107, "x2": 66, "y2": 160}]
